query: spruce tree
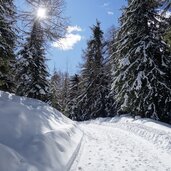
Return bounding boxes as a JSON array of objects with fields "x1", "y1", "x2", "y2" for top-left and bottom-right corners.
[
  {"x1": 0, "y1": 0, "x2": 16, "y2": 92},
  {"x1": 106, "y1": 26, "x2": 117, "y2": 58},
  {"x1": 66, "y1": 74, "x2": 81, "y2": 120},
  {"x1": 112, "y1": 0, "x2": 171, "y2": 122},
  {"x1": 17, "y1": 20, "x2": 49, "y2": 102},
  {"x1": 77, "y1": 21, "x2": 115, "y2": 120},
  {"x1": 49, "y1": 70, "x2": 62, "y2": 111},
  {"x1": 16, "y1": 0, "x2": 66, "y2": 102},
  {"x1": 49, "y1": 70, "x2": 69, "y2": 113}
]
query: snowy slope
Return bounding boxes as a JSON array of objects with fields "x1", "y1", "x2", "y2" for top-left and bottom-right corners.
[
  {"x1": 0, "y1": 91, "x2": 83, "y2": 171},
  {"x1": 1, "y1": 90, "x2": 171, "y2": 171},
  {"x1": 71, "y1": 116, "x2": 171, "y2": 171}
]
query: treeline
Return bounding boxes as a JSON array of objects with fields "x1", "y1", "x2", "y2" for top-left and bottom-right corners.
[
  {"x1": 65, "y1": 21, "x2": 116, "y2": 120},
  {"x1": 1, "y1": 0, "x2": 171, "y2": 124},
  {"x1": 50, "y1": 22, "x2": 116, "y2": 120},
  {"x1": 65, "y1": 0, "x2": 171, "y2": 123}
]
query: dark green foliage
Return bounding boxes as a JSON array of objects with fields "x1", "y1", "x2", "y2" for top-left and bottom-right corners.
[
  {"x1": 61, "y1": 73, "x2": 70, "y2": 114},
  {"x1": 49, "y1": 70, "x2": 63, "y2": 111},
  {"x1": 67, "y1": 21, "x2": 115, "y2": 121},
  {"x1": 17, "y1": 21, "x2": 49, "y2": 102},
  {"x1": 66, "y1": 74, "x2": 81, "y2": 120},
  {"x1": 49, "y1": 70, "x2": 69, "y2": 114},
  {"x1": 112, "y1": 0, "x2": 171, "y2": 122},
  {"x1": 0, "y1": 0, "x2": 16, "y2": 92}
]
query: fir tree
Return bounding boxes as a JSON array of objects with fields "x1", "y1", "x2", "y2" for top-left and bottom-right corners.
[
  {"x1": 0, "y1": 0, "x2": 16, "y2": 92},
  {"x1": 49, "y1": 70, "x2": 69, "y2": 114},
  {"x1": 17, "y1": 20, "x2": 49, "y2": 102},
  {"x1": 106, "y1": 26, "x2": 117, "y2": 58},
  {"x1": 49, "y1": 70, "x2": 62, "y2": 111},
  {"x1": 16, "y1": 0, "x2": 67, "y2": 102},
  {"x1": 76, "y1": 21, "x2": 115, "y2": 120},
  {"x1": 112, "y1": 0, "x2": 171, "y2": 122},
  {"x1": 66, "y1": 74, "x2": 81, "y2": 120},
  {"x1": 61, "y1": 72, "x2": 69, "y2": 114}
]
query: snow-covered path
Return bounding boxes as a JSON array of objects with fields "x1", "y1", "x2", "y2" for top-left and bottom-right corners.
[{"x1": 70, "y1": 122, "x2": 171, "y2": 171}]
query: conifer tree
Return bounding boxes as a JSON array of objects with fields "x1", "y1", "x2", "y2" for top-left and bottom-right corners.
[
  {"x1": 61, "y1": 72, "x2": 69, "y2": 114},
  {"x1": 0, "y1": 0, "x2": 16, "y2": 92},
  {"x1": 66, "y1": 74, "x2": 81, "y2": 120},
  {"x1": 76, "y1": 21, "x2": 115, "y2": 120},
  {"x1": 49, "y1": 70, "x2": 69, "y2": 113},
  {"x1": 17, "y1": 20, "x2": 49, "y2": 102},
  {"x1": 16, "y1": 0, "x2": 66, "y2": 102},
  {"x1": 106, "y1": 26, "x2": 117, "y2": 58},
  {"x1": 112, "y1": 0, "x2": 171, "y2": 122},
  {"x1": 49, "y1": 70, "x2": 62, "y2": 111}
]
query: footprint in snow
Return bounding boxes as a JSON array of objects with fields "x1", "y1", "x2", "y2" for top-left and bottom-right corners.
[{"x1": 78, "y1": 166, "x2": 82, "y2": 170}]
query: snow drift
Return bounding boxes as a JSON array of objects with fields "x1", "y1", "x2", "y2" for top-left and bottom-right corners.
[{"x1": 0, "y1": 91, "x2": 83, "y2": 171}]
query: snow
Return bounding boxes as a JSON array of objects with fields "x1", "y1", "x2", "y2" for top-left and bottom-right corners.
[
  {"x1": 71, "y1": 116, "x2": 171, "y2": 171},
  {"x1": 133, "y1": 71, "x2": 143, "y2": 90},
  {"x1": 0, "y1": 91, "x2": 83, "y2": 171},
  {"x1": 119, "y1": 56, "x2": 130, "y2": 68},
  {"x1": 1, "y1": 91, "x2": 171, "y2": 171},
  {"x1": 120, "y1": 94, "x2": 128, "y2": 110}
]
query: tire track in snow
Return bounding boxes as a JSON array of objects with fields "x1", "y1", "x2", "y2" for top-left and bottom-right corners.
[
  {"x1": 101, "y1": 121, "x2": 171, "y2": 154},
  {"x1": 70, "y1": 123, "x2": 171, "y2": 171}
]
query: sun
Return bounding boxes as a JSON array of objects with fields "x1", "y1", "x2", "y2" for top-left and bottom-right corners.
[{"x1": 37, "y1": 7, "x2": 47, "y2": 19}]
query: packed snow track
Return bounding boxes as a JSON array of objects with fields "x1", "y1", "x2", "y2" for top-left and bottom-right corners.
[{"x1": 70, "y1": 119, "x2": 171, "y2": 171}]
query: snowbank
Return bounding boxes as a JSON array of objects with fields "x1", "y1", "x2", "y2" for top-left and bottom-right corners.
[{"x1": 0, "y1": 91, "x2": 83, "y2": 171}]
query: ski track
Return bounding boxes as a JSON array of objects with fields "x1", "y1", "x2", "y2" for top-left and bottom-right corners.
[{"x1": 70, "y1": 123, "x2": 171, "y2": 171}]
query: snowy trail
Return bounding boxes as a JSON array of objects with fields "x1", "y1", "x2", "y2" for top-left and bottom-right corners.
[{"x1": 70, "y1": 122, "x2": 171, "y2": 171}]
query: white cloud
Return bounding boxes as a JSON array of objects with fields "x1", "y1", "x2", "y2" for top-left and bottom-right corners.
[
  {"x1": 67, "y1": 25, "x2": 82, "y2": 33},
  {"x1": 103, "y1": 3, "x2": 109, "y2": 7},
  {"x1": 53, "y1": 25, "x2": 83, "y2": 51},
  {"x1": 107, "y1": 11, "x2": 114, "y2": 15},
  {"x1": 53, "y1": 33, "x2": 82, "y2": 50}
]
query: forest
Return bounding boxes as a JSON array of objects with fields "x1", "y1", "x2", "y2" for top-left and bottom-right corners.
[{"x1": 1, "y1": 0, "x2": 171, "y2": 124}]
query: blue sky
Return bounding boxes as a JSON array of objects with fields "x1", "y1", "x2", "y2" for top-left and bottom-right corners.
[
  {"x1": 16, "y1": 0, "x2": 127, "y2": 75},
  {"x1": 47, "y1": 0, "x2": 127, "y2": 75}
]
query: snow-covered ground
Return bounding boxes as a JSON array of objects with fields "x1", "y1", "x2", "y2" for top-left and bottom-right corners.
[
  {"x1": 0, "y1": 91, "x2": 83, "y2": 171},
  {"x1": 71, "y1": 117, "x2": 171, "y2": 171},
  {"x1": 1, "y1": 91, "x2": 171, "y2": 171}
]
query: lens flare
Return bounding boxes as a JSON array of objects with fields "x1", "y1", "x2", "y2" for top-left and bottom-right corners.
[{"x1": 37, "y1": 7, "x2": 46, "y2": 19}]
